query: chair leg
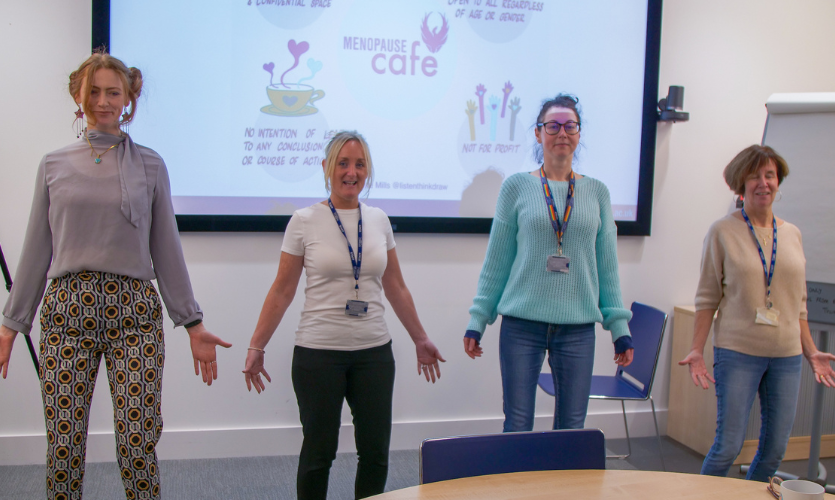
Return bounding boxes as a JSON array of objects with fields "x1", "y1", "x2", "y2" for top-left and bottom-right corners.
[
  {"x1": 650, "y1": 396, "x2": 667, "y2": 472},
  {"x1": 606, "y1": 400, "x2": 631, "y2": 460},
  {"x1": 623, "y1": 400, "x2": 632, "y2": 458}
]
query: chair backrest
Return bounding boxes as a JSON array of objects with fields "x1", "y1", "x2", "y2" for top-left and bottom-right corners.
[
  {"x1": 616, "y1": 302, "x2": 668, "y2": 399},
  {"x1": 419, "y1": 429, "x2": 605, "y2": 484}
]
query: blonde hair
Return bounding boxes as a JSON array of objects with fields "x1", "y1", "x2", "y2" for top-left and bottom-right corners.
[
  {"x1": 69, "y1": 50, "x2": 143, "y2": 126},
  {"x1": 723, "y1": 145, "x2": 789, "y2": 195},
  {"x1": 323, "y1": 131, "x2": 373, "y2": 195}
]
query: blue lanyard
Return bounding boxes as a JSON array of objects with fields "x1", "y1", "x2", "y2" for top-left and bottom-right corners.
[
  {"x1": 740, "y1": 208, "x2": 777, "y2": 308},
  {"x1": 538, "y1": 167, "x2": 575, "y2": 255},
  {"x1": 327, "y1": 199, "x2": 362, "y2": 298}
]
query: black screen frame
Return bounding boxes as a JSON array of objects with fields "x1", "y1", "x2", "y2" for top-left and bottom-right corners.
[{"x1": 92, "y1": 0, "x2": 661, "y2": 236}]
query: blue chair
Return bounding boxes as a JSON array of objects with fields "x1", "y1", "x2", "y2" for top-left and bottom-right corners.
[
  {"x1": 537, "y1": 302, "x2": 668, "y2": 470},
  {"x1": 419, "y1": 428, "x2": 605, "y2": 484}
]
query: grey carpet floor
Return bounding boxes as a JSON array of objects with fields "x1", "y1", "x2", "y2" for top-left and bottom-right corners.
[{"x1": 0, "y1": 450, "x2": 634, "y2": 500}]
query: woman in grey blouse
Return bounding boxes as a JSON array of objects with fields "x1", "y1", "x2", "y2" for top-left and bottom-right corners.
[{"x1": 0, "y1": 51, "x2": 231, "y2": 500}]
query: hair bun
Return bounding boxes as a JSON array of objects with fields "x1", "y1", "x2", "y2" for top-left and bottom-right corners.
[{"x1": 128, "y1": 67, "x2": 143, "y2": 98}]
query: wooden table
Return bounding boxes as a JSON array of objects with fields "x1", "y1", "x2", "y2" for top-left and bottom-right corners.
[{"x1": 370, "y1": 470, "x2": 835, "y2": 500}]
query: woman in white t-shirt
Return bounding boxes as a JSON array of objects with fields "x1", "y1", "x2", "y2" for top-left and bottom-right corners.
[{"x1": 242, "y1": 131, "x2": 445, "y2": 500}]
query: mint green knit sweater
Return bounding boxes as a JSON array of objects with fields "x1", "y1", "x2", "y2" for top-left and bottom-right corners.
[{"x1": 466, "y1": 172, "x2": 632, "y2": 341}]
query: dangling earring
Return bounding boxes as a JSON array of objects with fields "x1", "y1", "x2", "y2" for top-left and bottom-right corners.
[
  {"x1": 73, "y1": 105, "x2": 85, "y2": 138},
  {"x1": 120, "y1": 107, "x2": 130, "y2": 136},
  {"x1": 734, "y1": 194, "x2": 744, "y2": 209},
  {"x1": 775, "y1": 190, "x2": 782, "y2": 202}
]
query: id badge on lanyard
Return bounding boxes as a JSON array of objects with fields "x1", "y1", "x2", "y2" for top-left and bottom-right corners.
[
  {"x1": 741, "y1": 208, "x2": 779, "y2": 326},
  {"x1": 539, "y1": 167, "x2": 575, "y2": 274},
  {"x1": 547, "y1": 255, "x2": 570, "y2": 273},
  {"x1": 327, "y1": 199, "x2": 369, "y2": 317}
]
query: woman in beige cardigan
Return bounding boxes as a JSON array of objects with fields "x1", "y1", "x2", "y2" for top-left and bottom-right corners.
[{"x1": 679, "y1": 145, "x2": 835, "y2": 481}]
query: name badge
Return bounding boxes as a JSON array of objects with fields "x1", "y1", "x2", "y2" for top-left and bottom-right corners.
[
  {"x1": 546, "y1": 255, "x2": 570, "y2": 273},
  {"x1": 346, "y1": 300, "x2": 369, "y2": 317},
  {"x1": 755, "y1": 306, "x2": 780, "y2": 326}
]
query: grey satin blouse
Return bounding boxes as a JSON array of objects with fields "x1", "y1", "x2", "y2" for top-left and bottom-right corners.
[{"x1": 2, "y1": 130, "x2": 202, "y2": 334}]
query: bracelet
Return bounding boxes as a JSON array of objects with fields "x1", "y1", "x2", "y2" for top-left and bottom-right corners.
[{"x1": 248, "y1": 347, "x2": 266, "y2": 353}]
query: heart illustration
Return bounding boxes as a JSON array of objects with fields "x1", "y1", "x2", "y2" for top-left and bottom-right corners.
[
  {"x1": 263, "y1": 62, "x2": 275, "y2": 74},
  {"x1": 283, "y1": 96, "x2": 299, "y2": 107},
  {"x1": 288, "y1": 40, "x2": 309, "y2": 59},
  {"x1": 307, "y1": 58, "x2": 323, "y2": 74}
]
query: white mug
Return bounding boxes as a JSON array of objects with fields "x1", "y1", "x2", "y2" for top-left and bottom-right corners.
[{"x1": 769, "y1": 477, "x2": 825, "y2": 500}]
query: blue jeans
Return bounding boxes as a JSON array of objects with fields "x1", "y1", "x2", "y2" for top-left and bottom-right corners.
[
  {"x1": 499, "y1": 316, "x2": 596, "y2": 432},
  {"x1": 701, "y1": 347, "x2": 802, "y2": 481}
]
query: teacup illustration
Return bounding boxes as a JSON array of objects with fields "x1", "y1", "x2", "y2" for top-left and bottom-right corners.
[{"x1": 267, "y1": 83, "x2": 325, "y2": 113}]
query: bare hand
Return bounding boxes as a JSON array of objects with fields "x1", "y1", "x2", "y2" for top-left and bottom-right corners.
[
  {"x1": 614, "y1": 348, "x2": 633, "y2": 367},
  {"x1": 678, "y1": 350, "x2": 715, "y2": 389},
  {"x1": 807, "y1": 351, "x2": 835, "y2": 388},
  {"x1": 187, "y1": 323, "x2": 233, "y2": 386},
  {"x1": 242, "y1": 349, "x2": 272, "y2": 394},
  {"x1": 0, "y1": 325, "x2": 18, "y2": 379},
  {"x1": 463, "y1": 337, "x2": 483, "y2": 359},
  {"x1": 416, "y1": 339, "x2": 445, "y2": 383}
]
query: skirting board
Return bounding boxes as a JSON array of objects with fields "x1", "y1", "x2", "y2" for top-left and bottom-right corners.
[
  {"x1": 734, "y1": 434, "x2": 835, "y2": 465},
  {"x1": 0, "y1": 407, "x2": 667, "y2": 466}
]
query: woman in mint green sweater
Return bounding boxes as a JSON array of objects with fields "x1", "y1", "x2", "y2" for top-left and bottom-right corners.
[{"x1": 464, "y1": 94, "x2": 634, "y2": 431}]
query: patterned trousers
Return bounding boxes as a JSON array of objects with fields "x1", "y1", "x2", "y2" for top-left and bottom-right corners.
[{"x1": 39, "y1": 271, "x2": 165, "y2": 500}]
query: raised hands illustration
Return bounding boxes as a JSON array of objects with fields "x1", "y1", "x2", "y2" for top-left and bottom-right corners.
[
  {"x1": 475, "y1": 84, "x2": 487, "y2": 125},
  {"x1": 500, "y1": 81, "x2": 514, "y2": 118},
  {"x1": 465, "y1": 100, "x2": 478, "y2": 141},
  {"x1": 508, "y1": 97, "x2": 521, "y2": 141}
]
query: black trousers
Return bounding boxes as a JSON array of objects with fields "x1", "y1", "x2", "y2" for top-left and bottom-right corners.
[{"x1": 291, "y1": 341, "x2": 395, "y2": 500}]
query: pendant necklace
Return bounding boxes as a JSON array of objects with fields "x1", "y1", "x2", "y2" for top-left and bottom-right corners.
[{"x1": 84, "y1": 132, "x2": 120, "y2": 164}]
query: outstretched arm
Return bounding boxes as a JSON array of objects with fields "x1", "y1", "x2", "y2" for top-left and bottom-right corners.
[
  {"x1": 678, "y1": 309, "x2": 717, "y2": 389},
  {"x1": 800, "y1": 319, "x2": 835, "y2": 387},
  {"x1": 243, "y1": 251, "x2": 304, "y2": 393},
  {"x1": 148, "y1": 160, "x2": 233, "y2": 385},
  {"x1": 187, "y1": 323, "x2": 233, "y2": 386},
  {"x1": 382, "y1": 248, "x2": 445, "y2": 383}
]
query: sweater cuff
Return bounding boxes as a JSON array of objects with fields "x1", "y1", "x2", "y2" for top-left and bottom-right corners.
[
  {"x1": 607, "y1": 318, "x2": 631, "y2": 343},
  {"x1": 466, "y1": 316, "x2": 487, "y2": 335},
  {"x1": 614, "y1": 335, "x2": 633, "y2": 354},
  {"x1": 464, "y1": 330, "x2": 482, "y2": 342},
  {"x1": 2, "y1": 316, "x2": 31, "y2": 335}
]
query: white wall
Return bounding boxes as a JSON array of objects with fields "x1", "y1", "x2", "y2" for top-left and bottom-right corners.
[{"x1": 2, "y1": 0, "x2": 835, "y2": 465}]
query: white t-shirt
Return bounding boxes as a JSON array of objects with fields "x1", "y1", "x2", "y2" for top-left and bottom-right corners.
[{"x1": 282, "y1": 202, "x2": 396, "y2": 350}]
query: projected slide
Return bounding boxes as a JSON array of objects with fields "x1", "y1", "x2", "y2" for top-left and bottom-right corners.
[{"x1": 111, "y1": 0, "x2": 648, "y2": 220}]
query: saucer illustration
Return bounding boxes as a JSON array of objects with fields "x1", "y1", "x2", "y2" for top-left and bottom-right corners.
[{"x1": 261, "y1": 105, "x2": 319, "y2": 117}]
